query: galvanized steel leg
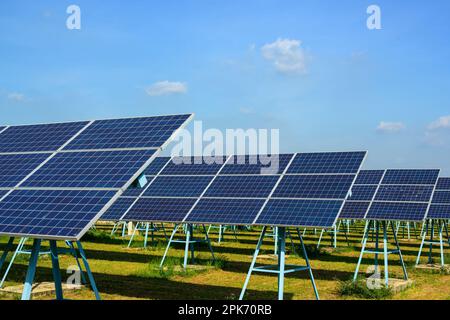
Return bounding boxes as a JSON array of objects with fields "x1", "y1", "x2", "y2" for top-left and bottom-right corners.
[
  {"x1": 297, "y1": 228, "x2": 320, "y2": 300},
  {"x1": 354, "y1": 221, "x2": 371, "y2": 281},
  {"x1": 277, "y1": 227, "x2": 286, "y2": 300},
  {"x1": 21, "y1": 239, "x2": 41, "y2": 300},
  {"x1": 391, "y1": 222, "x2": 408, "y2": 280},
  {"x1": 76, "y1": 241, "x2": 101, "y2": 300},
  {"x1": 49, "y1": 240, "x2": 63, "y2": 300},
  {"x1": 383, "y1": 222, "x2": 389, "y2": 286}
]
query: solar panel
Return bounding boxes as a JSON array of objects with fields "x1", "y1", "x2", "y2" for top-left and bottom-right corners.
[
  {"x1": 100, "y1": 197, "x2": 137, "y2": 221},
  {"x1": 0, "y1": 121, "x2": 89, "y2": 153},
  {"x1": 354, "y1": 170, "x2": 385, "y2": 185},
  {"x1": 287, "y1": 152, "x2": 366, "y2": 174},
  {"x1": 160, "y1": 156, "x2": 227, "y2": 175},
  {"x1": 432, "y1": 191, "x2": 450, "y2": 204},
  {"x1": 339, "y1": 201, "x2": 371, "y2": 219},
  {"x1": 221, "y1": 154, "x2": 294, "y2": 175},
  {"x1": 21, "y1": 149, "x2": 156, "y2": 189},
  {"x1": 0, "y1": 153, "x2": 50, "y2": 188},
  {"x1": 0, "y1": 190, "x2": 10, "y2": 198},
  {"x1": 273, "y1": 175, "x2": 355, "y2": 199},
  {"x1": 185, "y1": 198, "x2": 266, "y2": 225},
  {"x1": 143, "y1": 157, "x2": 171, "y2": 175},
  {"x1": 375, "y1": 185, "x2": 434, "y2": 202},
  {"x1": 347, "y1": 185, "x2": 378, "y2": 201},
  {"x1": 143, "y1": 176, "x2": 214, "y2": 197},
  {"x1": 64, "y1": 115, "x2": 192, "y2": 150},
  {"x1": 0, "y1": 189, "x2": 116, "y2": 239},
  {"x1": 382, "y1": 169, "x2": 440, "y2": 185},
  {"x1": 255, "y1": 199, "x2": 344, "y2": 228},
  {"x1": 436, "y1": 178, "x2": 450, "y2": 190},
  {"x1": 427, "y1": 204, "x2": 450, "y2": 219},
  {"x1": 367, "y1": 202, "x2": 429, "y2": 221},
  {"x1": 125, "y1": 198, "x2": 197, "y2": 223},
  {"x1": 204, "y1": 175, "x2": 280, "y2": 198}
]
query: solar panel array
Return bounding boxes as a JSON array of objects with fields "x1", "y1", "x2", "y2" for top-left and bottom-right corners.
[
  {"x1": 428, "y1": 177, "x2": 450, "y2": 219},
  {"x1": 0, "y1": 114, "x2": 193, "y2": 240},
  {"x1": 104, "y1": 152, "x2": 367, "y2": 228}
]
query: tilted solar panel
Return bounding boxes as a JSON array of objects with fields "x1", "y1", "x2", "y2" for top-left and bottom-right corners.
[
  {"x1": 125, "y1": 198, "x2": 197, "y2": 223},
  {"x1": 427, "y1": 204, "x2": 450, "y2": 219},
  {"x1": 160, "y1": 156, "x2": 227, "y2": 175},
  {"x1": 64, "y1": 114, "x2": 192, "y2": 150},
  {"x1": 382, "y1": 169, "x2": 440, "y2": 185},
  {"x1": 0, "y1": 121, "x2": 89, "y2": 153},
  {"x1": 367, "y1": 202, "x2": 430, "y2": 221},
  {"x1": 436, "y1": 178, "x2": 450, "y2": 191},
  {"x1": 375, "y1": 185, "x2": 434, "y2": 202},
  {"x1": 100, "y1": 197, "x2": 137, "y2": 221},
  {"x1": 432, "y1": 191, "x2": 450, "y2": 204},
  {"x1": 143, "y1": 176, "x2": 214, "y2": 198},
  {"x1": 428, "y1": 189, "x2": 450, "y2": 219},
  {"x1": 0, "y1": 153, "x2": 50, "y2": 188},
  {"x1": 0, "y1": 189, "x2": 116, "y2": 239},
  {"x1": 204, "y1": 175, "x2": 279, "y2": 198},
  {"x1": 21, "y1": 150, "x2": 156, "y2": 189},
  {"x1": 287, "y1": 152, "x2": 366, "y2": 174},
  {"x1": 354, "y1": 170, "x2": 385, "y2": 185},
  {"x1": 143, "y1": 157, "x2": 171, "y2": 175},
  {"x1": 0, "y1": 190, "x2": 9, "y2": 198},
  {"x1": 347, "y1": 185, "x2": 378, "y2": 201},
  {"x1": 221, "y1": 154, "x2": 294, "y2": 175},
  {"x1": 339, "y1": 201, "x2": 371, "y2": 219}
]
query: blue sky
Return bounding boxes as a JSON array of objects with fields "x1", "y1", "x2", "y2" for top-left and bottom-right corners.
[{"x1": 1, "y1": 1, "x2": 450, "y2": 173}]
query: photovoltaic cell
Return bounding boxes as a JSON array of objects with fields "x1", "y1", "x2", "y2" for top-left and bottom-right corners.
[
  {"x1": 100, "y1": 197, "x2": 137, "y2": 221},
  {"x1": 160, "y1": 156, "x2": 227, "y2": 175},
  {"x1": 0, "y1": 153, "x2": 50, "y2": 187},
  {"x1": 185, "y1": 198, "x2": 265, "y2": 225},
  {"x1": 143, "y1": 157, "x2": 171, "y2": 175},
  {"x1": 204, "y1": 175, "x2": 279, "y2": 198},
  {"x1": 255, "y1": 199, "x2": 344, "y2": 228},
  {"x1": 382, "y1": 169, "x2": 440, "y2": 185},
  {"x1": 64, "y1": 115, "x2": 191, "y2": 150},
  {"x1": 273, "y1": 175, "x2": 355, "y2": 199},
  {"x1": 347, "y1": 185, "x2": 378, "y2": 201},
  {"x1": 432, "y1": 191, "x2": 450, "y2": 204},
  {"x1": 0, "y1": 190, "x2": 9, "y2": 198},
  {"x1": 0, "y1": 121, "x2": 89, "y2": 153},
  {"x1": 375, "y1": 185, "x2": 434, "y2": 202},
  {"x1": 22, "y1": 149, "x2": 156, "y2": 188},
  {"x1": 339, "y1": 202, "x2": 371, "y2": 219},
  {"x1": 143, "y1": 176, "x2": 214, "y2": 197},
  {"x1": 0, "y1": 189, "x2": 116, "y2": 239},
  {"x1": 220, "y1": 154, "x2": 294, "y2": 175},
  {"x1": 436, "y1": 178, "x2": 450, "y2": 191},
  {"x1": 427, "y1": 205, "x2": 450, "y2": 219},
  {"x1": 355, "y1": 170, "x2": 385, "y2": 185},
  {"x1": 125, "y1": 198, "x2": 197, "y2": 223},
  {"x1": 366, "y1": 202, "x2": 429, "y2": 221},
  {"x1": 287, "y1": 152, "x2": 366, "y2": 174}
]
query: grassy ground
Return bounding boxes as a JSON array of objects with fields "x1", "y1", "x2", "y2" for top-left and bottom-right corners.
[{"x1": 0, "y1": 222, "x2": 449, "y2": 300}]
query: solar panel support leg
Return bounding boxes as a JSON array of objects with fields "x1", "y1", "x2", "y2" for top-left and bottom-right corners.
[
  {"x1": 374, "y1": 221, "x2": 380, "y2": 274},
  {"x1": 390, "y1": 222, "x2": 408, "y2": 280},
  {"x1": 428, "y1": 220, "x2": 435, "y2": 264},
  {"x1": 202, "y1": 224, "x2": 215, "y2": 263},
  {"x1": 382, "y1": 221, "x2": 389, "y2": 286},
  {"x1": 297, "y1": 228, "x2": 320, "y2": 300},
  {"x1": 49, "y1": 240, "x2": 63, "y2": 300},
  {"x1": 439, "y1": 220, "x2": 445, "y2": 266},
  {"x1": 127, "y1": 222, "x2": 140, "y2": 248},
  {"x1": 416, "y1": 220, "x2": 428, "y2": 265},
  {"x1": 239, "y1": 226, "x2": 267, "y2": 300},
  {"x1": 317, "y1": 229, "x2": 324, "y2": 249},
  {"x1": 21, "y1": 239, "x2": 41, "y2": 300},
  {"x1": 361, "y1": 221, "x2": 369, "y2": 244},
  {"x1": 160, "y1": 224, "x2": 180, "y2": 268},
  {"x1": 76, "y1": 241, "x2": 101, "y2": 300},
  {"x1": 143, "y1": 223, "x2": 150, "y2": 248},
  {"x1": 354, "y1": 220, "x2": 371, "y2": 281},
  {"x1": 184, "y1": 224, "x2": 192, "y2": 269},
  {"x1": 277, "y1": 227, "x2": 286, "y2": 300},
  {"x1": 65, "y1": 241, "x2": 87, "y2": 284}
]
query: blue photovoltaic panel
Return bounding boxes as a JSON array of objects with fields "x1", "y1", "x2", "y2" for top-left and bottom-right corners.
[
  {"x1": 185, "y1": 198, "x2": 265, "y2": 225},
  {"x1": 255, "y1": 199, "x2": 343, "y2": 228},
  {"x1": 0, "y1": 189, "x2": 116, "y2": 239},
  {"x1": 436, "y1": 178, "x2": 450, "y2": 190},
  {"x1": 143, "y1": 176, "x2": 214, "y2": 197},
  {"x1": 273, "y1": 175, "x2": 355, "y2": 199},
  {"x1": 22, "y1": 149, "x2": 155, "y2": 188},
  {"x1": 427, "y1": 205, "x2": 450, "y2": 219},
  {"x1": 160, "y1": 156, "x2": 227, "y2": 175},
  {"x1": 64, "y1": 115, "x2": 191, "y2": 150},
  {"x1": 432, "y1": 191, "x2": 450, "y2": 204},
  {"x1": 0, "y1": 190, "x2": 9, "y2": 198},
  {"x1": 366, "y1": 202, "x2": 429, "y2": 221},
  {"x1": 143, "y1": 157, "x2": 171, "y2": 175},
  {"x1": 347, "y1": 185, "x2": 378, "y2": 201},
  {"x1": 0, "y1": 121, "x2": 88, "y2": 153},
  {"x1": 287, "y1": 152, "x2": 366, "y2": 174},
  {"x1": 0, "y1": 153, "x2": 50, "y2": 188},
  {"x1": 355, "y1": 170, "x2": 385, "y2": 185},
  {"x1": 339, "y1": 202, "x2": 371, "y2": 219},
  {"x1": 220, "y1": 154, "x2": 294, "y2": 175},
  {"x1": 204, "y1": 175, "x2": 279, "y2": 198},
  {"x1": 100, "y1": 197, "x2": 136, "y2": 221},
  {"x1": 375, "y1": 185, "x2": 434, "y2": 202},
  {"x1": 124, "y1": 198, "x2": 197, "y2": 223},
  {"x1": 382, "y1": 169, "x2": 440, "y2": 185},
  {"x1": 121, "y1": 186, "x2": 150, "y2": 197}
]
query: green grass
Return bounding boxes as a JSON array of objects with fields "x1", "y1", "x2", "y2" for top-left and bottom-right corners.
[{"x1": 337, "y1": 279, "x2": 393, "y2": 299}]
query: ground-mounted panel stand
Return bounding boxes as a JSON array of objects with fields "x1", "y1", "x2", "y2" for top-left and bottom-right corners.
[
  {"x1": 0, "y1": 237, "x2": 100, "y2": 300},
  {"x1": 416, "y1": 219, "x2": 450, "y2": 266},
  {"x1": 353, "y1": 220, "x2": 408, "y2": 286},
  {"x1": 207, "y1": 225, "x2": 238, "y2": 243},
  {"x1": 160, "y1": 224, "x2": 215, "y2": 269},
  {"x1": 240, "y1": 226, "x2": 319, "y2": 301},
  {"x1": 128, "y1": 222, "x2": 168, "y2": 248},
  {"x1": 111, "y1": 221, "x2": 129, "y2": 237},
  {"x1": 317, "y1": 223, "x2": 350, "y2": 249}
]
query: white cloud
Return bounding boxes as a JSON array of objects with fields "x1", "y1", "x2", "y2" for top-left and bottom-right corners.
[
  {"x1": 7, "y1": 92, "x2": 26, "y2": 102},
  {"x1": 145, "y1": 81, "x2": 187, "y2": 96},
  {"x1": 376, "y1": 121, "x2": 406, "y2": 133},
  {"x1": 261, "y1": 38, "x2": 307, "y2": 74},
  {"x1": 428, "y1": 115, "x2": 450, "y2": 130}
]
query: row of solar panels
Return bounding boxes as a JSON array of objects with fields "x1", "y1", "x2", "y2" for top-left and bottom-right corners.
[
  {"x1": 101, "y1": 155, "x2": 448, "y2": 227},
  {"x1": 0, "y1": 115, "x2": 194, "y2": 240}
]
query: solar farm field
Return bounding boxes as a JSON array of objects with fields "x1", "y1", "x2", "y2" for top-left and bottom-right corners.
[{"x1": 1, "y1": 222, "x2": 449, "y2": 300}]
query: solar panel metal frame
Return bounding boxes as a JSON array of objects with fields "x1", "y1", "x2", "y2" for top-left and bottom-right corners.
[
  {"x1": 426, "y1": 177, "x2": 450, "y2": 220},
  {"x1": 0, "y1": 114, "x2": 194, "y2": 240}
]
